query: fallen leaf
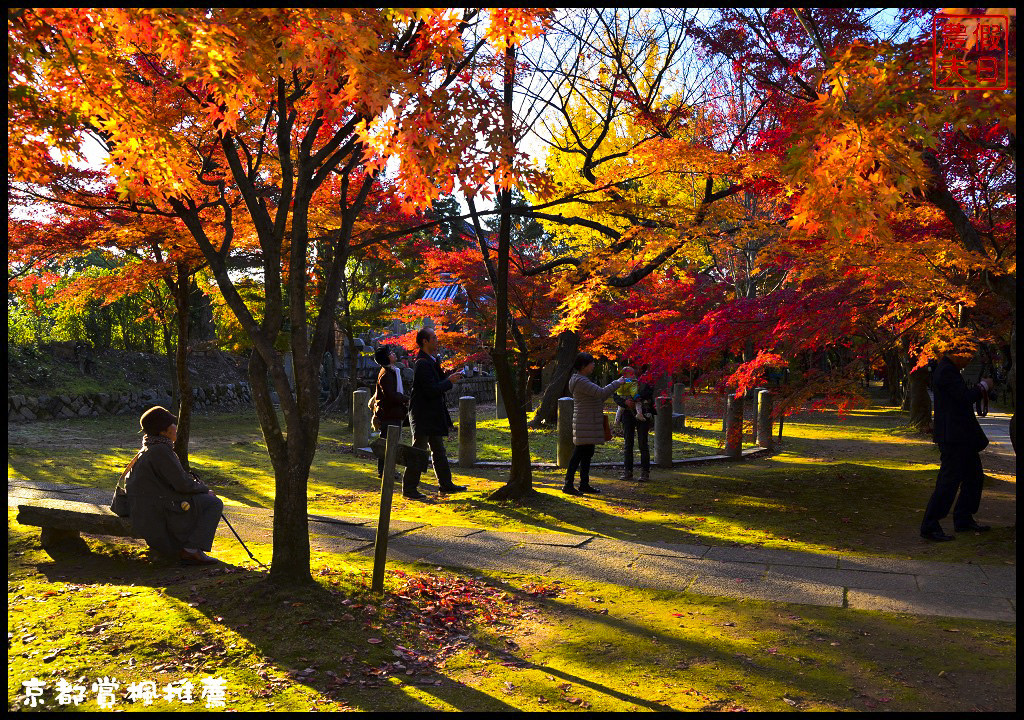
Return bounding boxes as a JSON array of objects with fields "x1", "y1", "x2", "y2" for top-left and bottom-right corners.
[{"x1": 368, "y1": 638, "x2": 382, "y2": 644}]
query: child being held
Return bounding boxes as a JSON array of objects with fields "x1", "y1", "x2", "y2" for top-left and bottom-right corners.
[{"x1": 614, "y1": 367, "x2": 649, "y2": 423}]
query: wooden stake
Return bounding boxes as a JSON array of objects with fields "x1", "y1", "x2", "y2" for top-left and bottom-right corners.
[{"x1": 371, "y1": 424, "x2": 401, "y2": 593}]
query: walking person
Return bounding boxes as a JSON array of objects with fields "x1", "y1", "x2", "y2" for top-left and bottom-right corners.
[
  {"x1": 371, "y1": 345, "x2": 408, "y2": 480},
  {"x1": 563, "y1": 352, "x2": 628, "y2": 495},
  {"x1": 920, "y1": 347, "x2": 995, "y2": 541},
  {"x1": 126, "y1": 406, "x2": 223, "y2": 565},
  {"x1": 614, "y1": 365, "x2": 656, "y2": 482},
  {"x1": 405, "y1": 328, "x2": 467, "y2": 500}
]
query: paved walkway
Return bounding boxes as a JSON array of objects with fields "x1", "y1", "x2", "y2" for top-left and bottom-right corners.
[
  {"x1": 979, "y1": 411, "x2": 1015, "y2": 463},
  {"x1": 9, "y1": 479, "x2": 1015, "y2": 623}
]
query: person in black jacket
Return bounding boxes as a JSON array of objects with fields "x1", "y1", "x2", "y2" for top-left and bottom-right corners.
[
  {"x1": 371, "y1": 346, "x2": 408, "y2": 480},
  {"x1": 920, "y1": 351, "x2": 995, "y2": 541},
  {"x1": 613, "y1": 365, "x2": 657, "y2": 482},
  {"x1": 404, "y1": 328, "x2": 466, "y2": 500}
]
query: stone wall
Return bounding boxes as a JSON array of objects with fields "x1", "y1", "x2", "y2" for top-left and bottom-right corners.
[
  {"x1": 7, "y1": 382, "x2": 253, "y2": 422},
  {"x1": 444, "y1": 376, "x2": 495, "y2": 407}
]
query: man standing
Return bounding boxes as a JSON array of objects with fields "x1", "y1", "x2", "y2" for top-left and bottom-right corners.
[
  {"x1": 920, "y1": 348, "x2": 995, "y2": 541},
  {"x1": 404, "y1": 328, "x2": 467, "y2": 500}
]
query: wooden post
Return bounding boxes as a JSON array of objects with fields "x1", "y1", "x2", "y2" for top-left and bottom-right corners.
[
  {"x1": 655, "y1": 396, "x2": 673, "y2": 468},
  {"x1": 557, "y1": 396, "x2": 574, "y2": 467},
  {"x1": 458, "y1": 396, "x2": 476, "y2": 467},
  {"x1": 371, "y1": 424, "x2": 401, "y2": 593}
]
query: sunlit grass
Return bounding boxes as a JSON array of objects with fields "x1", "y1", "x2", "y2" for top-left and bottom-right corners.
[
  {"x1": 7, "y1": 403, "x2": 1015, "y2": 564},
  {"x1": 7, "y1": 509, "x2": 1016, "y2": 712}
]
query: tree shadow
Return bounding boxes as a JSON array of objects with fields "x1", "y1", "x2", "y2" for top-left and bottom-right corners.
[
  {"x1": 442, "y1": 456, "x2": 1015, "y2": 562},
  {"x1": 467, "y1": 573, "x2": 1014, "y2": 712},
  {"x1": 26, "y1": 543, "x2": 518, "y2": 712}
]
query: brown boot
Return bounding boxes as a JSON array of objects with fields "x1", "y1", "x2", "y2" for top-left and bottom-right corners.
[
  {"x1": 619, "y1": 469, "x2": 634, "y2": 482},
  {"x1": 638, "y1": 469, "x2": 650, "y2": 482}
]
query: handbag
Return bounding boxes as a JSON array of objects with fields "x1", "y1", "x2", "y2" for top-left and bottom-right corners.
[
  {"x1": 110, "y1": 451, "x2": 142, "y2": 517},
  {"x1": 603, "y1": 414, "x2": 613, "y2": 442}
]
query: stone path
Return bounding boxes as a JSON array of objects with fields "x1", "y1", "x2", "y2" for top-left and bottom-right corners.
[
  {"x1": 9, "y1": 478, "x2": 1015, "y2": 623},
  {"x1": 979, "y1": 411, "x2": 1015, "y2": 463}
]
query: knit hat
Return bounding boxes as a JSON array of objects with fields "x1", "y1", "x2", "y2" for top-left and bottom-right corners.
[
  {"x1": 140, "y1": 406, "x2": 176, "y2": 435},
  {"x1": 374, "y1": 347, "x2": 392, "y2": 367}
]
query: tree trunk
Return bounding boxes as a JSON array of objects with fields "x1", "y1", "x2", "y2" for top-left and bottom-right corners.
[
  {"x1": 906, "y1": 365, "x2": 932, "y2": 432},
  {"x1": 160, "y1": 320, "x2": 177, "y2": 412},
  {"x1": 530, "y1": 329, "x2": 578, "y2": 427},
  {"x1": 488, "y1": 45, "x2": 536, "y2": 501},
  {"x1": 883, "y1": 350, "x2": 904, "y2": 407},
  {"x1": 171, "y1": 263, "x2": 194, "y2": 469},
  {"x1": 248, "y1": 347, "x2": 314, "y2": 586}
]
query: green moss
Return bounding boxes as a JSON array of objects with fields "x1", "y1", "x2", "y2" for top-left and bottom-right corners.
[
  {"x1": 7, "y1": 406, "x2": 1015, "y2": 564},
  {"x1": 8, "y1": 510, "x2": 1014, "y2": 712}
]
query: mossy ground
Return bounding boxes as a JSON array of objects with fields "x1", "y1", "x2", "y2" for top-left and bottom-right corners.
[
  {"x1": 8, "y1": 403, "x2": 1015, "y2": 563},
  {"x1": 8, "y1": 510, "x2": 1016, "y2": 712},
  {"x1": 7, "y1": 399, "x2": 1016, "y2": 710}
]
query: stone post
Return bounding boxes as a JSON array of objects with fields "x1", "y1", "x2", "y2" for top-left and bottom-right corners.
[
  {"x1": 672, "y1": 382, "x2": 686, "y2": 430},
  {"x1": 756, "y1": 389, "x2": 774, "y2": 450},
  {"x1": 655, "y1": 396, "x2": 673, "y2": 468},
  {"x1": 458, "y1": 396, "x2": 477, "y2": 468},
  {"x1": 353, "y1": 388, "x2": 370, "y2": 450},
  {"x1": 495, "y1": 380, "x2": 507, "y2": 420},
  {"x1": 557, "y1": 396, "x2": 574, "y2": 468},
  {"x1": 724, "y1": 394, "x2": 743, "y2": 458}
]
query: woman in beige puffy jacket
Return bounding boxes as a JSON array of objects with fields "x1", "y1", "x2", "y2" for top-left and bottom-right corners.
[{"x1": 563, "y1": 352, "x2": 627, "y2": 495}]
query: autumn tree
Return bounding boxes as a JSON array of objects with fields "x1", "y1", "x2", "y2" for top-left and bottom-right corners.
[
  {"x1": 9, "y1": 161, "x2": 234, "y2": 467},
  {"x1": 523, "y1": 8, "x2": 1014, "y2": 427},
  {"x1": 9, "y1": 8, "x2": 549, "y2": 585},
  {"x1": 681, "y1": 7, "x2": 1016, "y2": 409}
]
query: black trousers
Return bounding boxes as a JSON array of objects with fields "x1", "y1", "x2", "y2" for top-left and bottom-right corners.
[
  {"x1": 564, "y1": 444, "x2": 596, "y2": 486},
  {"x1": 403, "y1": 433, "x2": 454, "y2": 493},
  {"x1": 622, "y1": 414, "x2": 651, "y2": 472},
  {"x1": 185, "y1": 492, "x2": 223, "y2": 552},
  {"x1": 921, "y1": 443, "x2": 984, "y2": 533}
]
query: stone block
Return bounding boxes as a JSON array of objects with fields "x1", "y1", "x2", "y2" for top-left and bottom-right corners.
[
  {"x1": 846, "y1": 588, "x2": 1015, "y2": 621},
  {"x1": 474, "y1": 530, "x2": 592, "y2": 547},
  {"x1": 838, "y1": 556, "x2": 988, "y2": 581},
  {"x1": 764, "y1": 566, "x2": 917, "y2": 592},
  {"x1": 706, "y1": 545, "x2": 839, "y2": 568}
]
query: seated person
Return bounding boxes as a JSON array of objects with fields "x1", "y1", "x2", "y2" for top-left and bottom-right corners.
[{"x1": 126, "y1": 406, "x2": 223, "y2": 565}]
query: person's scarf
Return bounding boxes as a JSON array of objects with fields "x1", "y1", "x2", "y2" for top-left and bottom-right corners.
[{"x1": 143, "y1": 434, "x2": 173, "y2": 449}]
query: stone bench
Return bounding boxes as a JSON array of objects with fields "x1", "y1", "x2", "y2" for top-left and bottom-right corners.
[{"x1": 16, "y1": 498, "x2": 140, "y2": 554}]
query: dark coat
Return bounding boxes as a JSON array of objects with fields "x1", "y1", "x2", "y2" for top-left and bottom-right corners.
[
  {"x1": 932, "y1": 356, "x2": 988, "y2": 450},
  {"x1": 125, "y1": 435, "x2": 211, "y2": 557},
  {"x1": 408, "y1": 350, "x2": 455, "y2": 437},
  {"x1": 613, "y1": 381, "x2": 658, "y2": 419},
  {"x1": 372, "y1": 365, "x2": 408, "y2": 430}
]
